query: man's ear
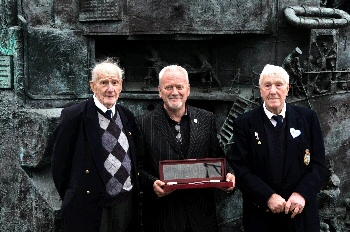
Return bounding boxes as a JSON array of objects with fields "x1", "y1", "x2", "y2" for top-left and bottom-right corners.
[
  {"x1": 119, "y1": 79, "x2": 123, "y2": 92},
  {"x1": 89, "y1": 80, "x2": 95, "y2": 92},
  {"x1": 158, "y1": 86, "x2": 162, "y2": 98}
]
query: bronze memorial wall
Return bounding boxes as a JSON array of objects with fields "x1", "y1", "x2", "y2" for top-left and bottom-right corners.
[{"x1": 1, "y1": 0, "x2": 350, "y2": 231}]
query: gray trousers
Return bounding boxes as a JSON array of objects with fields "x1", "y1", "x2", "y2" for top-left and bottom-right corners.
[{"x1": 99, "y1": 196, "x2": 134, "y2": 232}]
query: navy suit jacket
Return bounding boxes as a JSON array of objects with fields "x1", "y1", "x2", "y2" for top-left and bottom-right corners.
[
  {"x1": 231, "y1": 103, "x2": 326, "y2": 232},
  {"x1": 137, "y1": 105, "x2": 225, "y2": 232},
  {"x1": 51, "y1": 97, "x2": 141, "y2": 232}
]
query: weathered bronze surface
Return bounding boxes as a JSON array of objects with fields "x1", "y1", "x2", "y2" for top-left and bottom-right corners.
[{"x1": 1, "y1": 0, "x2": 350, "y2": 231}]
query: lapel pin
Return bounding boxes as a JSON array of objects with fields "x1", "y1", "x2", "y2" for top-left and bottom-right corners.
[
  {"x1": 258, "y1": 141, "x2": 262, "y2": 145},
  {"x1": 194, "y1": 119, "x2": 198, "y2": 123},
  {"x1": 290, "y1": 128, "x2": 301, "y2": 138},
  {"x1": 254, "y1": 132, "x2": 259, "y2": 140}
]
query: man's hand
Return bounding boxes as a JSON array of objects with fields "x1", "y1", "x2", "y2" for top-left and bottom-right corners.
[
  {"x1": 225, "y1": 173, "x2": 236, "y2": 192},
  {"x1": 153, "y1": 180, "x2": 174, "y2": 197},
  {"x1": 285, "y1": 192, "x2": 305, "y2": 218},
  {"x1": 267, "y1": 193, "x2": 286, "y2": 213}
]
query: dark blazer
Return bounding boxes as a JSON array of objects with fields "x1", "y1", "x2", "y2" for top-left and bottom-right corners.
[
  {"x1": 137, "y1": 105, "x2": 225, "y2": 232},
  {"x1": 51, "y1": 97, "x2": 141, "y2": 232},
  {"x1": 231, "y1": 103, "x2": 326, "y2": 232}
]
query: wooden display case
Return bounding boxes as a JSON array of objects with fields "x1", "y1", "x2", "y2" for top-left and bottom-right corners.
[{"x1": 159, "y1": 158, "x2": 233, "y2": 191}]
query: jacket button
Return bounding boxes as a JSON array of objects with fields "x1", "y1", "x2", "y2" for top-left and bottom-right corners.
[
  {"x1": 128, "y1": 132, "x2": 132, "y2": 135},
  {"x1": 87, "y1": 191, "x2": 90, "y2": 194},
  {"x1": 86, "y1": 169, "x2": 90, "y2": 174}
]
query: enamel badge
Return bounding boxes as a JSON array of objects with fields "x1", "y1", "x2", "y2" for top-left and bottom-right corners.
[{"x1": 304, "y1": 149, "x2": 310, "y2": 165}]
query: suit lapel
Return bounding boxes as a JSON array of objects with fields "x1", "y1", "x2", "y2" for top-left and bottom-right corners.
[
  {"x1": 153, "y1": 107, "x2": 182, "y2": 156},
  {"x1": 187, "y1": 107, "x2": 198, "y2": 158},
  {"x1": 249, "y1": 106, "x2": 276, "y2": 182},
  {"x1": 84, "y1": 98, "x2": 107, "y2": 184},
  {"x1": 250, "y1": 106, "x2": 269, "y2": 162},
  {"x1": 283, "y1": 104, "x2": 302, "y2": 178}
]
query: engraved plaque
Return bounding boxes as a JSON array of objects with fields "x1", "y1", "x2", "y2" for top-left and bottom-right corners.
[
  {"x1": 0, "y1": 55, "x2": 12, "y2": 89},
  {"x1": 79, "y1": 0, "x2": 122, "y2": 21}
]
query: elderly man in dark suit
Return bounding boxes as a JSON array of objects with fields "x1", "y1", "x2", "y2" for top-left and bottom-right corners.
[
  {"x1": 137, "y1": 65, "x2": 235, "y2": 232},
  {"x1": 230, "y1": 64, "x2": 326, "y2": 231},
  {"x1": 51, "y1": 59, "x2": 141, "y2": 232}
]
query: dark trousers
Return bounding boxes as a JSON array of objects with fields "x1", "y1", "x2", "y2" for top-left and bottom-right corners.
[
  {"x1": 99, "y1": 196, "x2": 134, "y2": 232},
  {"x1": 244, "y1": 210, "x2": 297, "y2": 232}
]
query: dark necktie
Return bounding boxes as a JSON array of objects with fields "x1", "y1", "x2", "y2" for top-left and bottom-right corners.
[
  {"x1": 272, "y1": 115, "x2": 283, "y2": 127},
  {"x1": 106, "y1": 109, "x2": 113, "y2": 119}
]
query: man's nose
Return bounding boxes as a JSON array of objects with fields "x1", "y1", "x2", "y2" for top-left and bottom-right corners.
[
  {"x1": 171, "y1": 87, "x2": 179, "y2": 94},
  {"x1": 270, "y1": 85, "x2": 278, "y2": 92},
  {"x1": 107, "y1": 82, "x2": 114, "y2": 91}
]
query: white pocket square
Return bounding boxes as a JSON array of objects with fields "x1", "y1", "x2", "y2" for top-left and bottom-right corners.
[{"x1": 290, "y1": 128, "x2": 301, "y2": 138}]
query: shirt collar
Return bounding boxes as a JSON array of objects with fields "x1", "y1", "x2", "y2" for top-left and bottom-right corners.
[
  {"x1": 162, "y1": 105, "x2": 188, "y2": 124},
  {"x1": 93, "y1": 95, "x2": 116, "y2": 115},
  {"x1": 263, "y1": 102, "x2": 286, "y2": 120}
]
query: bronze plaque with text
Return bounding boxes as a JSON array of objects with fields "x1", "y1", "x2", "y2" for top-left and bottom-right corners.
[
  {"x1": 79, "y1": 0, "x2": 122, "y2": 21},
  {"x1": 0, "y1": 55, "x2": 12, "y2": 89}
]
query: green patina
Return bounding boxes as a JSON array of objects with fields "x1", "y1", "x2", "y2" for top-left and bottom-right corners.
[
  {"x1": 0, "y1": 29, "x2": 16, "y2": 55},
  {"x1": 19, "y1": 147, "x2": 25, "y2": 162}
]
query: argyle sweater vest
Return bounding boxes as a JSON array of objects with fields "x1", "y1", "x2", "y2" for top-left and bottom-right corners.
[{"x1": 97, "y1": 110, "x2": 133, "y2": 206}]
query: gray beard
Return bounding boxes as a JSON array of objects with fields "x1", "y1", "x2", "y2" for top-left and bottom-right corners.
[{"x1": 167, "y1": 101, "x2": 183, "y2": 110}]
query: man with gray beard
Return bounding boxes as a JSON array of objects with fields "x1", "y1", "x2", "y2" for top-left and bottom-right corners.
[{"x1": 137, "y1": 65, "x2": 235, "y2": 232}]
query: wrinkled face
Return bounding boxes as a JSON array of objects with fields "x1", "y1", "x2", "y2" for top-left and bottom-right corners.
[
  {"x1": 90, "y1": 69, "x2": 123, "y2": 109},
  {"x1": 260, "y1": 74, "x2": 289, "y2": 115},
  {"x1": 158, "y1": 70, "x2": 190, "y2": 112}
]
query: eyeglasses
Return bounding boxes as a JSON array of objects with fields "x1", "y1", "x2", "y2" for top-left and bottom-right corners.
[{"x1": 163, "y1": 85, "x2": 186, "y2": 92}]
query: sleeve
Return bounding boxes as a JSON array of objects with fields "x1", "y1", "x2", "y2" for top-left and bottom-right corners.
[
  {"x1": 135, "y1": 116, "x2": 158, "y2": 197},
  {"x1": 51, "y1": 109, "x2": 77, "y2": 200}
]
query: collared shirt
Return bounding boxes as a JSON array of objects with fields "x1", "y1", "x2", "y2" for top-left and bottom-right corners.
[
  {"x1": 162, "y1": 107, "x2": 190, "y2": 158},
  {"x1": 263, "y1": 102, "x2": 286, "y2": 127},
  {"x1": 93, "y1": 95, "x2": 116, "y2": 117}
]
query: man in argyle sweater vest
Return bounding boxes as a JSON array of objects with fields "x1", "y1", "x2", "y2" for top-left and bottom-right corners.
[{"x1": 52, "y1": 59, "x2": 141, "y2": 232}]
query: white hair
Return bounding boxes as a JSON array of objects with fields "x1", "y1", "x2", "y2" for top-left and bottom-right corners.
[
  {"x1": 259, "y1": 64, "x2": 289, "y2": 86},
  {"x1": 91, "y1": 59, "x2": 124, "y2": 82},
  {"x1": 158, "y1": 65, "x2": 189, "y2": 85}
]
